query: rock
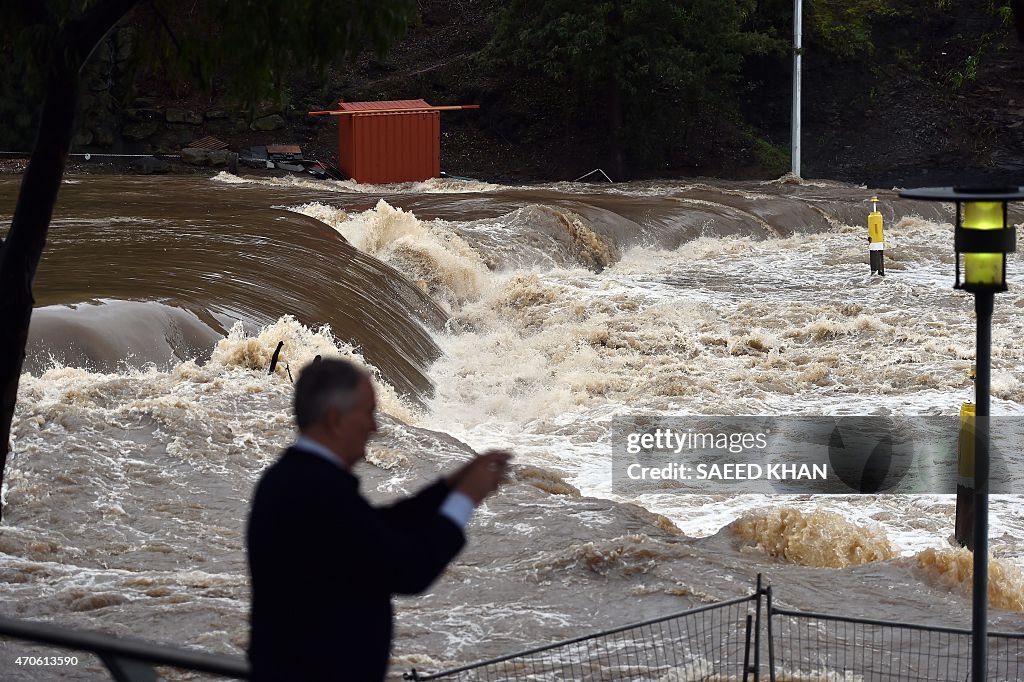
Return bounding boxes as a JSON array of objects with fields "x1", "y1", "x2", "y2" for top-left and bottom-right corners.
[
  {"x1": 250, "y1": 114, "x2": 286, "y2": 131},
  {"x1": 202, "y1": 119, "x2": 235, "y2": 137},
  {"x1": 180, "y1": 148, "x2": 212, "y2": 166},
  {"x1": 123, "y1": 121, "x2": 159, "y2": 142},
  {"x1": 256, "y1": 102, "x2": 284, "y2": 118},
  {"x1": 205, "y1": 109, "x2": 230, "y2": 120},
  {"x1": 151, "y1": 126, "x2": 193, "y2": 149},
  {"x1": 92, "y1": 124, "x2": 116, "y2": 147},
  {"x1": 125, "y1": 108, "x2": 161, "y2": 121},
  {"x1": 79, "y1": 91, "x2": 98, "y2": 112},
  {"x1": 115, "y1": 30, "x2": 134, "y2": 63},
  {"x1": 131, "y1": 157, "x2": 171, "y2": 174},
  {"x1": 208, "y1": 150, "x2": 239, "y2": 169},
  {"x1": 233, "y1": 119, "x2": 250, "y2": 132},
  {"x1": 165, "y1": 108, "x2": 203, "y2": 125},
  {"x1": 72, "y1": 130, "x2": 93, "y2": 147},
  {"x1": 15, "y1": 113, "x2": 32, "y2": 129}
]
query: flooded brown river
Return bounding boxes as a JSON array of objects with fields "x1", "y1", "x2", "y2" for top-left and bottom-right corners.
[{"x1": 1, "y1": 173, "x2": 1023, "y2": 680}]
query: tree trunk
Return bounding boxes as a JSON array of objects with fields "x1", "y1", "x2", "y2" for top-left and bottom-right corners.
[
  {"x1": 0, "y1": 67, "x2": 80, "y2": 515},
  {"x1": 0, "y1": 0, "x2": 140, "y2": 520}
]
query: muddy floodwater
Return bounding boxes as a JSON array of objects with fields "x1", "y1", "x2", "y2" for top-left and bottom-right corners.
[{"x1": 1, "y1": 173, "x2": 1023, "y2": 680}]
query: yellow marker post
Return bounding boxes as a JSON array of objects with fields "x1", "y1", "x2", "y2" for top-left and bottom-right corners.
[
  {"x1": 868, "y1": 196, "x2": 885, "y2": 276},
  {"x1": 956, "y1": 394, "x2": 976, "y2": 548}
]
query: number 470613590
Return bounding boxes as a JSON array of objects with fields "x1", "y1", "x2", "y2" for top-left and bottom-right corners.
[{"x1": 15, "y1": 656, "x2": 79, "y2": 666}]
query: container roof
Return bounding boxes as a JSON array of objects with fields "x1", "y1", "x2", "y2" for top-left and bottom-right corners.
[{"x1": 336, "y1": 99, "x2": 432, "y2": 111}]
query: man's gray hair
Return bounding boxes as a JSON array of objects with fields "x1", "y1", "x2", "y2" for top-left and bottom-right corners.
[{"x1": 294, "y1": 358, "x2": 367, "y2": 430}]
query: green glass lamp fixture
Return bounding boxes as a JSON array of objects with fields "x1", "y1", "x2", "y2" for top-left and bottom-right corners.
[{"x1": 898, "y1": 186, "x2": 1024, "y2": 291}]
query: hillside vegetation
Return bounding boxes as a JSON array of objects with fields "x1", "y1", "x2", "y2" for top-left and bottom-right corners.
[{"x1": 2, "y1": 0, "x2": 1022, "y2": 185}]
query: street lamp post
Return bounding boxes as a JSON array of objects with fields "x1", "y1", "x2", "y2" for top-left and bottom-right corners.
[
  {"x1": 898, "y1": 186, "x2": 1023, "y2": 682},
  {"x1": 792, "y1": 0, "x2": 802, "y2": 178}
]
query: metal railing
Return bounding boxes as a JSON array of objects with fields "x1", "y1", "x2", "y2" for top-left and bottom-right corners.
[
  {"x1": 405, "y1": 577, "x2": 767, "y2": 681},
  {"x1": 405, "y1": 576, "x2": 1024, "y2": 682},
  {"x1": 767, "y1": 587, "x2": 1024, "y2": 682},
  {"x1": 0, "y1": 614, "x2": 249, "y2": 681}
]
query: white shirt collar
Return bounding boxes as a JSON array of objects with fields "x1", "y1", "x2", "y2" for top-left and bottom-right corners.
[{"x1": 293, "y1": 435, "x2": 347, "y2": 471}]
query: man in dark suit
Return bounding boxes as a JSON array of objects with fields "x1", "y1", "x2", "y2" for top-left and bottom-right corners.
[{"x1": 247, "y1": 358, "x2": 510, "y2": 681}]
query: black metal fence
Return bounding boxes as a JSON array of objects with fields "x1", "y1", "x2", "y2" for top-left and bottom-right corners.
[
  {"x1": 405, "y1": 591, "x2": 763, "y2": 681},
  {"x1": 406, "y1": 578, "x2": 1024, "y2": 682},
  {"x1": 767, "y1": 589, "x2": 1024, "y2": 682},
  {"x1": 407, "y1": 573, "x2": 770, "y2": 679}
]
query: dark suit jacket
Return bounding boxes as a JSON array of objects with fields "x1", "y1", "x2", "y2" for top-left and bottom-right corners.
[{"x1": 247, "y1": 447, "x2": 466, "y2": 681}]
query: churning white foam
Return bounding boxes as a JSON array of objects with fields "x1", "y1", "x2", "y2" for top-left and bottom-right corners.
[
  {"x1": 210, "y1": 315, "x2": 419, "y2": 423},
  {"x1": 210, "y1": 171, "x2": 500, "y2": 193},
  {"x1": 408, "y1": 213, "x2": 1024, "y2": 560},
  {"x1": 290, "y1": 200, "x2": 489, "y2": 310}
]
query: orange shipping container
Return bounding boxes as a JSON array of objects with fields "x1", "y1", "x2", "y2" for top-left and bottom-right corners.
[{"x1": 336, "y1": 100, "x2": 439, "y2": 184}]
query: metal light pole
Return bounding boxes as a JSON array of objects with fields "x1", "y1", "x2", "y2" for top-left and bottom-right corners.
[
  {"x1": 792, "y1": 0, "x2": 802, "y2": 178},
  {"x1": 898, "y1": 186, "x2": 1023, "y2": 682}
]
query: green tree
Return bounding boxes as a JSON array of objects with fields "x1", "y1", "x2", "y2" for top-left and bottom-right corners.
[
  {"x1": 806, "y1": 0, "x2": 898, "y2": 58},
  {"x1": 0, "y1": 0, "x2": 416, "y2": 516},
  {"x1": 487, "y1": 0, "x2": 782, "y2": 177}
]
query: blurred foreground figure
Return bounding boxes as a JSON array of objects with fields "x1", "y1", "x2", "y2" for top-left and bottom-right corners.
[{"x1": 247, "y1": 358, "x2": 510, "y2": 681}]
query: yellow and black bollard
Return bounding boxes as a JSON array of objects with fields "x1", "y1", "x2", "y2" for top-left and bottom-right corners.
[
  {"x1": 868, "y1": 196, "x2": 885, "y2": 276},
  {"x1": 956, "y1": 367, "x2": 977, "y2": 549}
]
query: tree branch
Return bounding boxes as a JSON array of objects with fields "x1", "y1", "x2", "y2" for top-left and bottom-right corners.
[
  {"x1": 65, "y1": 0, "x2": 142, "y2": 70},
  {"x1": 147, "y1": 0, "x2": 183, "y2": 55}
]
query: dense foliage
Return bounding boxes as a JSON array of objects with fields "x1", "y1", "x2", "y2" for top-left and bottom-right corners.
[
  {"x1": 483, "y1": 0, "x2": 1020, "y2": 175},
  {"x1": 0, "y1": 0, "x2": 417, "y2": 148},
  {"x1": 486, "y1": 0, "x2": 785, "y2": 174},
  {"x1": 1, "y1": 0, "x2": 417, "y2": 94}
]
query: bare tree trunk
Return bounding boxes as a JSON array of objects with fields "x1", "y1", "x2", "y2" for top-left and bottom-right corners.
[
  {"x1": 0, "y1": 0, "x2": 140, "y2": 520},
  {"x1": 0, "y1": 67, "x2": 80, "y2": 513}
]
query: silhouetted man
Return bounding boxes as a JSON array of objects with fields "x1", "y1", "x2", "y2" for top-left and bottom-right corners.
[{"x1": 247, "y1": 358, "x2": 510, "y2": 681}]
